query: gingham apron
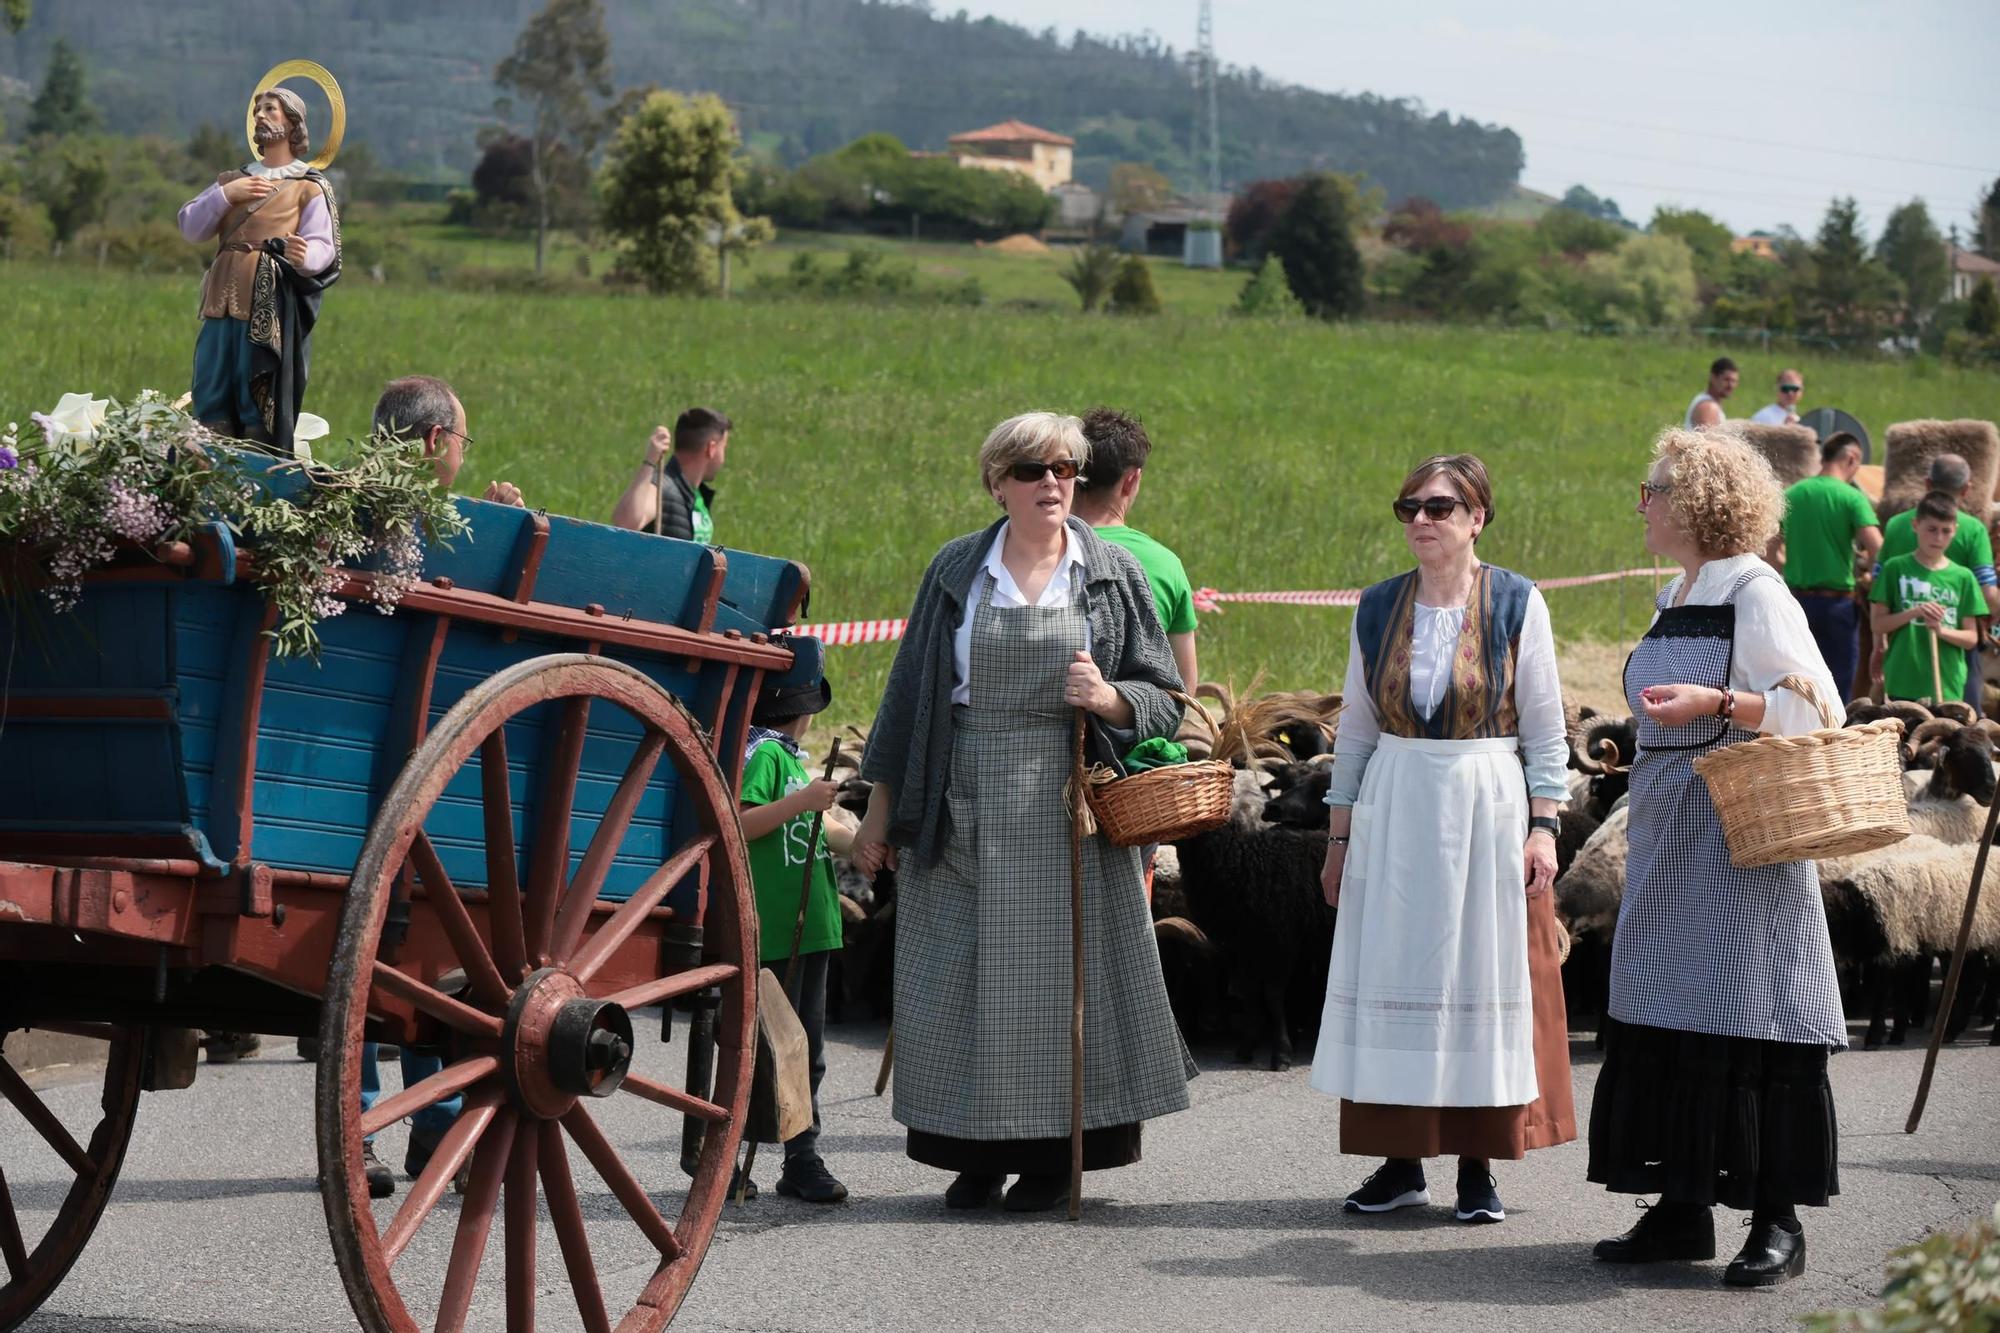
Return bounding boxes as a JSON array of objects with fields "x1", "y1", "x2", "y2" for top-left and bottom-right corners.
[
  {"x1": 1610, "y1": 567, "x2": 1847, "y2": 1048},
  {"x1": 891, "y1": 573, "x2": 1195, "y2": 1140}
]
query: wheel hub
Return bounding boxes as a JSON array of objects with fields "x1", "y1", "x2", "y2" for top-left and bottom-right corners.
[{"x1": 502, "y1": 967, "x2": 635, "y2": 1118}]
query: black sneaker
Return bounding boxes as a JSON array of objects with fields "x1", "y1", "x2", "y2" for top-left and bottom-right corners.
[
  {"x1": 406, "y1": 1124, "x2": 471, "y2": 1195},
  {"x1": 1343, "y1": 1159, "x2": 1429, "y2": 1214},
  {"x1": 1454, "y1": 1166, "x2": 1504, "y2": 1223},
  {"x1": 362, "y1": 1141, "x2": 395, "y2": 1199},
  {"x1": 1594, "y1": 1200, "x2": 1717, "y2": 1263},
  {"x1": 776, "y1": 1156, "x2": 849, "y2": 1204}
]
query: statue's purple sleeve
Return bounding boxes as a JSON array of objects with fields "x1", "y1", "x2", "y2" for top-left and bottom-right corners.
[
  {"x1": 296, "y1": 194, "x2": 335, "y2": 275},
  {"x1": 178, "y1": 184, "x2": 228, "y2": 243}
]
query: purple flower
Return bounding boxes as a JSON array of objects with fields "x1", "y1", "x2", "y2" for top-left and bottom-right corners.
[{"x1": 0, "y1": 444, "x2": 16, "y2": 470}]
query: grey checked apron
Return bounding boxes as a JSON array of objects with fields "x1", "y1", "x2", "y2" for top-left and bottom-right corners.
[
  {"x1": 1611, "y1": 567, "x2": 1847, "y2": 1048},
  {"x1": 892, "y1": 572, "x2": 1195, "y2": 1140}
]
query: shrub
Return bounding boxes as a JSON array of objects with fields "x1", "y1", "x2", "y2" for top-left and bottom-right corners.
[
  {"x1": 1269, "y1": 173, "x2": 1364, "y2": 319},
  {"x1": 1236, "y1": 256, "x2": 1303, "y2": 317},
  {"x1": 68, "y1": 220, "x2": 200, "y2": 275},
  {"x1": 1108, "y1": 255, "x2": 1162, "y2": 315},
  {"x1": 1802, "y1": 1202, "x2": 2000, "y2": 1332},
  {"x1": 1063, "y1": 243, "x2": 1120, "y2": 313},
  {"x1": 0, "y1": 193, "x2": 54, "y2": 260}
]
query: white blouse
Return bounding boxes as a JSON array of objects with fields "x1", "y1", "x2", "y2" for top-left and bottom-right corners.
[
  {"x1": 950, "y1": 522, "x2": 1089, "y2": 705},
  {"x1": 1652, "y1": 553, "x2": 1843, "y2": 736},
  {"x1": 1328, "y1": 584, "x2": 1569, "y2": 807}
]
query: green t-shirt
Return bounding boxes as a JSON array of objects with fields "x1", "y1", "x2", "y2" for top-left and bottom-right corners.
[
  {"x1": 1094, "y1": 524, "x2": 1197, "y2": 634},
  {"x1": 1871, "y1": 553, "x2": 1980, "y2": 703},
  {"x1": 690, "y1": 490, "x2": 714, "y2": 546},
  {"x1": 1781, "y1": 474, "x2": 1879, "y2": 591},
  {"x1": 1878, "y1": 507, "x2": 1994, "y2": 576},
  {"x1": 739, "y1": 738, "x2": 841, "y2": 962}
]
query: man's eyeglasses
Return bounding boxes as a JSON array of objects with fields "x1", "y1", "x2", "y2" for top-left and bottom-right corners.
[
  {"x1": 1007, "y1": 459, "x2": 1080, "y2": 483},
  {"x1": 1639, "y1": 481, "x2": 1673, "y2": 507},
  {"x1": 439, "y1": 426, "x2": 474, "y2": 452},
  {"x1": 1393, "y1": 495, "x2": 1470, "y2": 523},
  {"x1": 1778, "y1": 384, "x2": 1802, "y2": 394}
]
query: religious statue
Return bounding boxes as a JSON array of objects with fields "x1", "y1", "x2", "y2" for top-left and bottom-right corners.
[{"x1": 176, "y1": 63, "x2": 345, "y2": 452}]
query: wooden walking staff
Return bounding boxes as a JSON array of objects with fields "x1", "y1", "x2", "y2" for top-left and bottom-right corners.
[
  {"x1": 735, "y1": 737, "x2": 843, "y2": 1203},
  {"x1": 1906, "y1": 771, "x2": 2000, "y2": 1132},
  {"x1": 1930, "y1": 625, "x2": 1945, "y2": 706},
  {"x1": 1066, "y1": 710, "x2": 1088, "y2": 1221}
]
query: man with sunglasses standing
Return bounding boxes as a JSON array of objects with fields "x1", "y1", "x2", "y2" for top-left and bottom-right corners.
[{"x1": 1752, "y1": 370, "x2": 1806, "y2": 425}]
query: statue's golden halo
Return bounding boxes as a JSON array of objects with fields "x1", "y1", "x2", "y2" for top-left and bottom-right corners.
[{"x1": 244, "y1": 60, "x2": 345, "y2": 171}]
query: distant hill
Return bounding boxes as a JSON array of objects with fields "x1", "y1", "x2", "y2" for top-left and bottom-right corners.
[{"x1": 0, "y1": 0, "x2": 1523, "y2": 208}]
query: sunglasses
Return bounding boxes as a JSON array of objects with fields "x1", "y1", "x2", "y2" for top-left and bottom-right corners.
[
  {"x1": 1639, "y1": 481, "x2": 1673, "y2": 506},
  {"x1": 1779, "y1": 384, "x2": 1802, "y2": 393},
  {"x1": 1007, "y1": 459, "x2": 1080, "y2": 483},
  {"x1": 1393, "y1": 496, "x2": 1470, "y2": 523}
]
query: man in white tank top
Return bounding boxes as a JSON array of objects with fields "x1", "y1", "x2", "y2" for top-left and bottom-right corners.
[{"x1": 1684, "y1": 356, "x2": 1739, "y2": 429}]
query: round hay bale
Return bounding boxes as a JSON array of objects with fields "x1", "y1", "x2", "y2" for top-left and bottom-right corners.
[
  {"x1": 989, "y1": 233, "x2": 1052, "y2": 256},
  {"x1": 1718, "y1": 421, "x2": 1820, "y2": 487},
  {"x1": 1878, "y1": 419, "x2": 2000, "y2": 522}
]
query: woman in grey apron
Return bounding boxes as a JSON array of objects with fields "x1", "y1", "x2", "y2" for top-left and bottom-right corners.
[
  {"x1": 1589, "y1": 429, "x2": 1845, "y2": 1289},
  {"x1": 854, "y1": 411, "x2": 1193, "y2": 1214}
]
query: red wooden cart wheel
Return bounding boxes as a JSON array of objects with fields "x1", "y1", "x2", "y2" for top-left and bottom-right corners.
[
  {"x1": 317, "y1": 655, "x2": 757, "y2": 1333},
  {"x1": 0, "y1": 1024, "x2": 143, "y2": 1332}
]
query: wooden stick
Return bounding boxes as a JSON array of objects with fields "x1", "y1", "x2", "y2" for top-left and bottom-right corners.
[
  {"x1": 873, "y1": 1028, "x2": 893, "y2": 1096},
  {"x1": 651, "y1": 457, "x2": 666, "y2": 537},
  {"x1": 1930, "y1": 626, "x2": 1945, "y2": 707},
  {"x1": 1906, "y1": 780, "x2": 2000, "y2": 1132},
  {"x1": 1068, "y1": 708, "x2": 1087, "y2": 1222},
  {"x1": 735, "y1": 736, "x2": 842, "y2": 1203}
]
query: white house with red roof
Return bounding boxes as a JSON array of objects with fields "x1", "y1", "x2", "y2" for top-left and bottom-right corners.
[{"x1": 946, "y1": 119, "x2": 1075, "y2": 192}]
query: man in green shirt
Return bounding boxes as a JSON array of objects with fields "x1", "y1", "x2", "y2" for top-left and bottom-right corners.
[
  {"x1": 1874, "y1": 451, "x2": 2000, "y2": 706},
  {"x1": 1871, "y1": 492, "x2": 1981, "y2": 704},
  {"x1": 1074, "y1": 407, "x2": 1198, "y2": 690},
  {"x1": 1781, "y1": 432, "x2": 1881, "y2": 702},
  {"x1": 609, "y1": 406, "x2": 729, "y2": 542}
]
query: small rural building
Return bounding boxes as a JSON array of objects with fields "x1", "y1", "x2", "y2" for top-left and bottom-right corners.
[
  {"x1": 1732, "y1": 233, "x2": 1780, "y2": 261},
  {"x1": 1120, "y1": 205, "x2": 1227, "y2": 267},
  {"x1": 947, "y1": 120, "x2": 1075, "y2": 192},
  {"x1": 1947, "y1": 242, "x2": 2000, "y2": 302}
]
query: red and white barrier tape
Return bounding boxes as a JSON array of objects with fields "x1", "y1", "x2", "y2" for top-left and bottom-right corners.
[{"x1": 799, "y1": 567, "x2": 1667, "y2": 647}]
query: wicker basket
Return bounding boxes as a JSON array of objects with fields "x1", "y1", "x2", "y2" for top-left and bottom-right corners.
[
  {"x1": 1078, "y1": 690, "x2": 1235, "y2": 848},
  {"x1": 1692, "y1": 673, "x2": 1909, "y2": 869}
]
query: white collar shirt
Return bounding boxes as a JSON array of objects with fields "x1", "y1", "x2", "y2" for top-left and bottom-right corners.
[{"x1": 950, "y1": 521, "x2": 1089, "y2": 704}]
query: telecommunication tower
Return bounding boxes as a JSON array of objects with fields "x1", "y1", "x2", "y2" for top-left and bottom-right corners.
[{"x1": 1192, "y1": 0, "x2": 1221, "y2": 195}]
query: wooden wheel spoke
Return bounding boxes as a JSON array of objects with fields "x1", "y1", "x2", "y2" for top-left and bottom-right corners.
[
  {"x1": 539, "y1": 1120, "x2": 612, "y2": 1333},
  {"x1": 434, "y1": 1110, "x2": 518, "y2": 1333},
  {"x1": 0, "y1": 1163, "x2": 27, "y2": 1280},
  {"x1": 382, "y1": 1092, "x2": 501, "y2": 1266},
  {"x1": 550, "y1": 730, "x2": 668, "y2": 963},
  {"x1": 601, "y1": 961, "x2": 739, "y2": 1012},
  {"x1": 570, "y1": 833, "x2": 716, "y2": 985},
  {"x1": 560, "y1": 1105, "x2": 682, "y2": 1260},
  {"x1": 503, "y1": 1122, "x2": 539, "y2": 1333},
  {"x1": 525, "y1": 698, "x2": 591, "y2": 965},
  {"x1": 371, "y1": 961, "x2": 505, "y2": 1040},
  {"x1": 410, "y1": 830, "x2": 512, "y2": 1010},
  {"x1": 482, "y1": 730, "x2": 529, "y2": 982},
  {"x1": 619, "y1": 1071, "x2": 731, "y2": 1124},
  {"x1": 0, "y1": 1058, "x2": 94, "y2": 1177},
  {"x1": 357, "y1": 1056, "x2": 500, "y2": 1140}
]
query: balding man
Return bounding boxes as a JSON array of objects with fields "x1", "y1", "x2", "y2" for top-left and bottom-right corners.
[
  {"x1": 372, "y1": 375, "x2": 524, "y2": 506},
  {"x1": 1751, "y1": 369, "x2": 1804, "y2": 425},
  {"x1": 1874, "y1": 452, "x2": 1999, "y2": 704}
]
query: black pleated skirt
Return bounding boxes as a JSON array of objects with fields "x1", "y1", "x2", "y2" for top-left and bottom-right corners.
[
  {"x1": 907, "y1": 1124, "x2": 1142, "y2": 1175},
  {"x1": 1587, "y1": 1017, "x2": 1839, "y2": 1210}
]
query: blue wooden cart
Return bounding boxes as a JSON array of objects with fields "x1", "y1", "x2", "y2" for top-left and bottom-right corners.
[{"x1": 0, "y1": 496, "x2": 806, "y2": 1332}]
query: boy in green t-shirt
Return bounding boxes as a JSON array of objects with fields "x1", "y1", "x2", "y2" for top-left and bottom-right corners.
[
  {"x1": 736, "y1": 645, "x2": 852, "y2": 1203},
  {"x1": 1870, "y1": 491, "x2": 1981, "y2": 703}
]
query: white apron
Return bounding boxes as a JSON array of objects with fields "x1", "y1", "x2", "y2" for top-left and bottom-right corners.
[{"x1": 1309, "y1": 733, "x2": 1537, "y2": 1107}]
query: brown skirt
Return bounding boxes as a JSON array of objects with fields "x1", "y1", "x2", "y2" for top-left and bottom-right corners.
[{"x1": 1339, "y1": 889, "x2": 1577, "y2": 1161}]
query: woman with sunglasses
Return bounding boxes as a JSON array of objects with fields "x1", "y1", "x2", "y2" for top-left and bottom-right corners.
[
  {"x1": 851, "y1": 411, "x2": 1194, "y2": 1214},
  {"x1": 1310, "y1": 454, "x2": 1575, "y2": 1226},
  {"x1": 1588, "y1": 429, "x2": 1844, "y2": 1288}
]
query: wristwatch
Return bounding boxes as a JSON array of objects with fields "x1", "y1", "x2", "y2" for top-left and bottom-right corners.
[{"x1": 1529, "y1": 815, "x2": 1561, "y2": 838}]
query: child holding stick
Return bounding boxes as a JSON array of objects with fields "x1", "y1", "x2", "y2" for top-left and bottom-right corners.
[{"x1": 1872, "y1": 490, "x2": 1980, "y2": 704}]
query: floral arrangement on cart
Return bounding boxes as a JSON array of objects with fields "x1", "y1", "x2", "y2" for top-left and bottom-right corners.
[{"x1": 0, "y1": 390, "x2": 466, "y2": 658}]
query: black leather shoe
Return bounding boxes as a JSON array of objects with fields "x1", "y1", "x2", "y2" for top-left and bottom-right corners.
[
  {"x1": 1593, "y1": 1201, "x2": 1717, "y2": 1263},
  {"x1": 1724, "y1": 1219, "x2": 1805, "y2": 1287},
  {"x1": 944, "y1": 1172, "x2": 1004, "y2": 1209},
  {"x1": 1003, "y1": 1173, "x2": 1071, "y2": 1213}
]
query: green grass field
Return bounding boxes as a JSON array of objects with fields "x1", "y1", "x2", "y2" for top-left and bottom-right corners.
[{"x1": 7, "y1": 262, "x2": 1999, "y2": 728}]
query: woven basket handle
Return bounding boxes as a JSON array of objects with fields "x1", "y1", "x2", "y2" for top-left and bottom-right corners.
[
  {"x1": 1166, "y1": 688, "x2": 1222, "y2": 750},
  {"x1": 1772, "y1": 672, "x2": 1840, "y2": 731}
]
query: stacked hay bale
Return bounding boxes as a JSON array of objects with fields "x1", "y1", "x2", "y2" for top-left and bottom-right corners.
[
  {"x1": 1878, "y1": 419, "x2": 2000, "y2": 523},
  {"x1": 1719, "y1": 420, "x2": 1820, "y2": 487}
]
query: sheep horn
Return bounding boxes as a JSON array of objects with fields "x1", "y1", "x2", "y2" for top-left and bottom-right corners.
[
  {"x1": 1977, "y1": 718, "x2": 2000, "y2": 748},
  {"x1": 1153, "y1": 916, "x2": 1216, "y2": 952},
  {"x1": 1934, "y1": 700, "x2": 1980, "y2": 726},
  {"x1": 1904, "y1": 718, "x2": 1962, "y2": 764}
]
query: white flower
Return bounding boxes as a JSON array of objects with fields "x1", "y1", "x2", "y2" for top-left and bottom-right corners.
[
  {"x1": 292, "y1": 412, "x2": 330, "y2": 462},
  {"x1": 34, "y1": 393, "x2": 111, "y2": 453}
]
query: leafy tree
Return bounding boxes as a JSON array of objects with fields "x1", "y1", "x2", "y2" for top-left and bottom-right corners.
[
  {"x1": 1537, "y1": 207, "x2": 1626, "y2": 258},
  {"x1": 1575, "y1": 234, "x2": 1699, "y2": 329},
  {"x1": 1223, "y1": 178, "x2": 1296, "y2": 263},
  {"x1": 184, "y1": 123, "x2": 234, "y2": 176},
  {"x1": 1109, "y1": 162, "x2": 1172, "y2": 217},
  {"x1": 1875, "y1": 199, "x2": 1948, "y2": 330},
  {"x1": 494, "y1": 0, "x2": 621, "y2": 275},
  {"x1": 1559, "y1": 184, "x2": 1629, "y2": 227},
  {"x1": 27, "y1": 38, "x2": 97, "y2": 139},
  {"x1": 1383, "y1": 197, "x2": 1471, "y2": 254},
  {"x1": 1973, "y1": 178, "x2": 2000, "y2": 261},
  {"x1": 22, "y1": 136, "x2": 110, "y2": 243},
  {"x1": 1809, "y1": 196, "x2": 1891, "y2": 335},
  {"x1": 1062, "y1": 243, "x2": 1119, "y2": 312},
  {"x1": 1269, "y1": 172, "x2": 1364, "y2": 319},
  {"x1": 469, "y1": 133, "x2": 548, "y2": 225},
  {"x1": 1969, "y1": 277, "x2": 2000, "y2": 338},
  {"x1": 3, "y1": 0, "x2": 29, "y2": 35},
  {"x1": 597, "y1": 90, "x2": 770, "y2": 295},
  {"x1": 1235, "y1": 256, "x2": 1302, "y2": 317},
  {"x1": 1107, "y1": 254, "x2": 1161, "y2": 315},
  {"x1": 0, "y1": 192, "x2": 53, "y2": 259},
  {"x1": 1649, "y1": 206, "x2": 1733, "y2": 287}
]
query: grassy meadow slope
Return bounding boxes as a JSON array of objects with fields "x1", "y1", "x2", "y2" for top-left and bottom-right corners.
[{"x1": 8, "y1": 265, "x2": 1998, "y2": 727}]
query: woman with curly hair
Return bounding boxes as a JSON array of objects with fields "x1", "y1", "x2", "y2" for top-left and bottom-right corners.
[{"x1": 1589, "y1": 428, "x2": 1845, "y2": 1288}]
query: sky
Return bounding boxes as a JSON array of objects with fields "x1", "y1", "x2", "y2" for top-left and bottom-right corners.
[{"x1": 962, "y1": 0, "x2": 1998, "y2": 240}]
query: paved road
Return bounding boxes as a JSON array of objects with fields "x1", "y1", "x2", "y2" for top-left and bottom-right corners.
[{"x1": 12, "y1": 1020, "x2": 1998, "y2": 1333}]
